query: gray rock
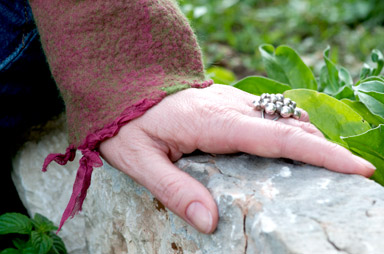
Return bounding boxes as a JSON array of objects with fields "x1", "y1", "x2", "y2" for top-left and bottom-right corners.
[{"x1": 12, "y1": 118, "x2": 384, "y2": 254}]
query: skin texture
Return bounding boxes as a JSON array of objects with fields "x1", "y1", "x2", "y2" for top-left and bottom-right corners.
[{"x1": 100, "y1": 84, "x2": 376, "y2": 234}]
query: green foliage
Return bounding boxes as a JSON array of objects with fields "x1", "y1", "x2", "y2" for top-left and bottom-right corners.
[
  {"x1": 285, "y1": 89, "x2": 371, "y2": 146},
  {"x1": 320, "y1": 47, "x2": 354, "y2": 99},
  {"x1": 354, "y1": 80, "x2": 384, "y2": 119},
  {"x1": 259, "y1": 44, "x2": 317, "y2": 90},
  {"x1": 0, "y1": 213, "x2": 67, "y2": 254},
  {"x1": 180, "y1": 0, "x2": 384, "y2": 74},
  {"x1": 234, "y1": 76, "x2": 291, "y2": 95},
  {"x1": 206, "y1": 66, "x2": 237, "y2": 85},
  {"x1": 0, "y1": 214, "x2": 32, "y2": 235},
  {"x1": 232, "y1": 45, "x2": 384, "y2": 186},
  {"x1": 342, "y1": 125, "x2": 384, "y2": 186}
]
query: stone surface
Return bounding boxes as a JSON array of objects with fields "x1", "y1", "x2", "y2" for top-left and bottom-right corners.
[{"x1": 12, "y1": 118, "x2": 384, "y2": 254}]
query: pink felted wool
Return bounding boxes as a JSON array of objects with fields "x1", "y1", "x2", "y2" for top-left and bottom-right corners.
[{"x1": 28, "y1": 0, "x2": 213, "y2": 231}]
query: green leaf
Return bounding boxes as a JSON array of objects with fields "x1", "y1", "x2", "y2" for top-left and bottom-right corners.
[
  {"x1": 360, "y1": 49, "x2": 384, "y2": 78},
  {"x1": 354, "y1": 80, "x2": 384, "y2": 119},
  {"x1": 21, "y1": 248, "x2": 37, "y2": 254},
  {"x1": 31, "y1": 214, "x2": 57, "y2": 233},
  {"x1": 206, "y1": 66, "x2": 236, "y2": 85},
  {"x1": 360, "y1": 63, "x2": 372, "y2": 80},
  {"x1": 48, "y1": 233, "x2": 67, "y2": 254},
  {"x1": 0, "y1": 213, "x2": 32, "y2": 235},
  {"x1": 259, "y1": 44, "x2": 318, "y2": 90},
  {"x1": 322, "y1": 47, "x2": 340, "y2": 94},
  {"x1": 233, "y1": 76, "x2": 291, "y2": 95},
  {"x1": 333, "y1": 85, "x2": 354, "y2": 100},
  {"x1": 355, "y1": 76, "x2": 384, "y2": 86},
  {"x1": 341, "y1": 99, "x2": 384, "y2": 127},
  {"x1": 321, "y1": 47, "x2": 354, "y2": 99},
  {"x1": 0, "y1": 248, "x2": 20, "y2": 254},
  {"x1": 12, "y1": 239, "x2": 28, "y2": 250},
  {"x1": 342, "y1": 125, "x2": 384, "y2": 186},
  {"x1": 31, "y1": 232, "x2": 53, "y2": 254},
  {"x1": 371, "y1": 49, "x2": 384, "y2": 76},
  {"x1": 284, "y1": 89, "x2": 371, "y2": 146}
]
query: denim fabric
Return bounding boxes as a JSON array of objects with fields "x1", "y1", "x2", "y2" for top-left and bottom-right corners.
[
  {"x1": 0, "y1": 0, "x2": 64, "y2": 154},
  {"x1": 0, "y1": 0, "x2": 36, "y2": 71},
  {"x1": 0, "y1": 1, "x2": 64, "y2": 229}
]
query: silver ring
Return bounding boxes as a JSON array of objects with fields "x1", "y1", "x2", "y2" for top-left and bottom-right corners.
[{"x1": 253, "y1": 93, "x2": 301, "y2": 121}]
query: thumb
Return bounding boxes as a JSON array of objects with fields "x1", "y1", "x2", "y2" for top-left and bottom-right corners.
[{"x1": 129, "y1": 147, "x2": 219, "y2": 234}]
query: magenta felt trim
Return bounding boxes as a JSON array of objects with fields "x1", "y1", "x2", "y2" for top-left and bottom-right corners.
[{"x1": 42, "y1": 81, "x2": 213, "y2": 232}]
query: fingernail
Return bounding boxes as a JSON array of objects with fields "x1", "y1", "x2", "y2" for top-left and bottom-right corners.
[
  {"x1": 354, "y1": 155, "x2": 376, "y2": 171},
  {"x1": 186, "y1": 202, "x2": 213, "y2": 234}
]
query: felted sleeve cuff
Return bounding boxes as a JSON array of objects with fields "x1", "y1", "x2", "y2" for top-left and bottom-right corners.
[{"x1": 28, "y1": 0, "x2": 213, "y2": 231}]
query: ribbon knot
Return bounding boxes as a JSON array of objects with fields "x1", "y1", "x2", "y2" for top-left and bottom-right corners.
[{"x1": 42, "y1": 146, "x2": 104, "y2": 233}]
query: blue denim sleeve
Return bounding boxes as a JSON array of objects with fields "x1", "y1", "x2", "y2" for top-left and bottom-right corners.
[{"x1": 0, "y1": 0, "x2": 64, "y2": 154}]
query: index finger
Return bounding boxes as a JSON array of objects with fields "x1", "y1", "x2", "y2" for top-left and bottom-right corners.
[{"x1": 201, "y1": 115, "x2": 376, "y2": 177}]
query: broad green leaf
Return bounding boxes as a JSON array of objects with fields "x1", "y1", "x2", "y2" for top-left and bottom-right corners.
[
  {"x1": 284, "y1": 89, "x2": 371, "y2": 146},
  {"x1": 32, "y1": 214, "x2": 57, "y2": 233},
  {"x1": 354, "y1": 80, "x2": 384, "y2": 119},
  {"x1": 355, "y1": 80, "x2": 384, "y2": 93},
  {"x1": 0, "y1": 248, "x2": 20, "y2": 254},
  {"x1": 259, "y1": 44, "x2": 317, "y2": 90},
  {"x1": 355, "y1": 76, "x2": 384, "y2": 86},
  {"x1": 342, "y1": 125, "x2": 384, "y2": 186},
  {"x1": 0, "y1": 213, "x2": 32, "y2": 235},
  {"x1": 31, "y1": 232, "x2": 53, "y2": 254},
  {"x1": 49, "y1": 233, "x2": 67, "y2": 254},
  {"x1": 233, "y1": 76, "x2": 291, "y2": 95},
  {"x1": 341, "y1": 99, "x2": 384, "y2": 126},
  {"x1": 206, "y1": 66, "x2": 236, "y2": 85}
]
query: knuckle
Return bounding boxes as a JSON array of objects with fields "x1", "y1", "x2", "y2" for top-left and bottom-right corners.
[
  {"x1": 273, "y1": 123, "x2": 303, "y2": 157},
  {"x1": 319, "y1": 142, "x2": 341, "y2": 167}
]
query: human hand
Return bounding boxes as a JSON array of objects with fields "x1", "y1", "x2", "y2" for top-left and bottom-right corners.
[{"x1": 99, "y1": 84, "x2": 376, "y2": 234}]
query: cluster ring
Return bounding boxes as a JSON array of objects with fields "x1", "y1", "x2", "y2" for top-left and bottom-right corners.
[{"x1": 253, "y1": 93, "x2": 301, "y2": 121}]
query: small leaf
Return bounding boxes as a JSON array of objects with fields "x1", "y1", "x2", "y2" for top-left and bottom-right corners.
[
  {"x1": 321, "y1": 47, "x2": 353, "y2": 99},
  {"x1": 32, "y1": 214, "x2": 57, "y2": 233},
  {"x1": 49, "y1": 232, "x2": 67, "y2": 254},
  {"x1": 259, "y1": 44, "x2": 317, "y2": 90},
  {"x1": 12, "y1": 239, "x2": 28, "y2": 250},
  {"x1": 359, "y1": 49, "x2": 384, "y2": 78},
  {"x1": 333, "y1": 85, "x2": 354, "y2": 100},
  {"x1": 233, "y1": 76, "x2": 291, "y2": 95},
  {"x1": 354, "y1": 80, "x2": 384, "y2": 119},
  {"x1": 322, "y1": 46, "x2": 340, "y2": 94},
  {"x1": 341, "y1": 99, "x2": 384, "y2": 127},
  {"x1": 371, "y1": 49, "x2": 384, "y2": 76},
  {"x1": 360, "y1": 63, "x2": 372, "y2": 80},
  {"x1": 342, "y1": 125, "x2": 384, "y2": 186},
  {"x1": 31, "y1": 231, "x2": 53, "y2": 254},
  {"x1": 206, "y1": 66, "x2": 236, "y2": 85},
  {"x1": 0, "y1": 213, "x2": 32, "y2": 235},
  {"x1": 339, "y1": 67, "x2": 353, "y2": 87},
  {"x1": 0, "y1": 248, "x2": 20, "y2": 254},
  {"x1": 21, "y1": 248, "x2": 37, "y2": 254},
  {"x1": 284, "y1": 89, "x2": 371, "y2": 146}
]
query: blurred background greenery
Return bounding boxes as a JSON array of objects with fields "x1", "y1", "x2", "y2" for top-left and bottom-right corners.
[{"x1": 179, "y1": 0, "x2": 384, "y2": 81}]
